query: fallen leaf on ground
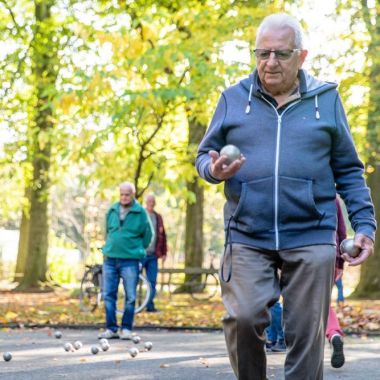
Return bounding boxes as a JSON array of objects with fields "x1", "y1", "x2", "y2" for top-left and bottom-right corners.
[{"x1": 5, "y1": 311, "x2": 18, "y2": 321}]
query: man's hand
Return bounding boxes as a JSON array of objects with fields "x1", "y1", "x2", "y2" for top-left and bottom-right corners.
[
  {"x1": 341, "y1": 233, "x2": 374, "y2": 266},
  {"x1": 209, "y1": 150, "x2": 246, "y2": 181}
]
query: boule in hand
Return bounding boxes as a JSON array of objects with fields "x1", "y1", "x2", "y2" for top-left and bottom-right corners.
[
  {"x1": 340, "y1": 238, "x2": 361, "y2": 258},
  {"x1": 220, "y1": 145, "x2": 241, "y2": 165}
]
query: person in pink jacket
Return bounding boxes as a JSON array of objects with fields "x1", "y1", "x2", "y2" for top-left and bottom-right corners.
[{"x1": 327, "y1": 197, "x2": 346, "y2": 368}]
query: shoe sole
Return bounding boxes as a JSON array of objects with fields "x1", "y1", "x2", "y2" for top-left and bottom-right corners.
[
  {"x1": 98, "y1": 335, "x2": 119, "y2": 339},
  {"x1": 270, "y1": 348, "x2": 286, "y2": 353},
  {"x1": 98, "y1": 336, "x2": 119, "y2": 339},
  {"x1": 331, "y1": 336, "x2": 345, "y2": 368}
]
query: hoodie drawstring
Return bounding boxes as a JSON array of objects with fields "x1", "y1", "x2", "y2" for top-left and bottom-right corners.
[
  {"x1": 315, "y1": 95, "x2": 320, "y2": 120},
  {"x1": 221, "y1": 216, "x2": 233, "y2": 282},
  {"x1": 245, "y1": 83, "x2": 253, "y2": 114}
]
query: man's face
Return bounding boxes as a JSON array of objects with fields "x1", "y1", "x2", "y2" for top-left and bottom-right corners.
[
  {"x1": 120, "y1": 187, "x2": 134, "y2": 206},
  {"x1": 145, "y1": 196, "x2": 155, "y2": 211},
  {"x1": 255, "y1": 26, "x2": 308, "y2": 96}
]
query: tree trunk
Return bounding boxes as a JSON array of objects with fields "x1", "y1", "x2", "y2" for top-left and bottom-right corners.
[
  {"x1": 14, "y1": 188, "x2": 31, "y2": 282},
  {"x1": 184, "y1": 179, "x2": 204, "y2": 270},
  {"x1": 351, "y1": 6, "x2": 380, "y2": 298},
  {"x1": 182, "y1": 120, "x2": 207, "y2": 287},
  {"x1": 17, "y1": 0, "x2": 57, "y2": 290},
  {"x1": 351, "y1": 164, "x2": 380, "y2": 298}
]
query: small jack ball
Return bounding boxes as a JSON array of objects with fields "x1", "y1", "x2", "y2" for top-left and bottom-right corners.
[
  {"x1": 3, "y1": 352, "x2": 12, "y2": 362},
  {"x1": 340, "y1": 238, "x2": 361, "y2": 258},
  {"x1": 54, "y1": 331, "x2": 62, "y2": 339},
  {"x1": 220, "y1": 145, "x2": 241, "y2": 165}
]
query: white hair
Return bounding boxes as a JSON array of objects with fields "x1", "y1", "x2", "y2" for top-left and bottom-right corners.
[
  {"x1": 145, "y1": 192, "x2": 155, "y2": 201},
  {"x1": 255, "y1": 13, "x2": 304, "y2": 49},
  {"x1": 119, "y1": 181, "x2": 136, "y2": 193}
]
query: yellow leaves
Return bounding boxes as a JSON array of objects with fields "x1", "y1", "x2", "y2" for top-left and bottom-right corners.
[
  {"x1": 58, "y1": 313, "x2": 69, "y2": 322},
  {"x1": 141, "y1": 24, "x2": 157, "y2": 43},
  {"x1": 163, "y1": 49, "x2": 174, "y2": 73},
  {"x1": 95, "y1": 31, "x2": 110, "y2": 45},
  {"x1": 366, "y1": 165, "x2": 375, "y2": 174},
  {"x1": 58, "y1": 93, "x2": 78, "y2": 114},
  {"x1": 128, "y1": 36, "x2": 144, "y2": 60},
  {"x1": 5, "y1": 311, "x2": 18, "y2": 322}
]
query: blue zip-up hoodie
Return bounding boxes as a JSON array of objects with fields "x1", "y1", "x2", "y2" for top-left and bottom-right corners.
[{"x1": 196, "y1": 69, "x2": 376, "y2": 251}]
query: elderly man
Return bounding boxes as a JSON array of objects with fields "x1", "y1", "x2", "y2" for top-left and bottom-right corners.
[
  {"x1": 142, "y1": 193, "x2": 167, "y2": 312},
  {"x1": 99, "y1": 182, "x2": 153, "y2": 340},
  {"x1": 196, "y1": 13, "x2": 376, "y2": 380}
]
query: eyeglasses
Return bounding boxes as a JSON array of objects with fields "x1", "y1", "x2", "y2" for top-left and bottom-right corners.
[{"x1": 253, "y1": 49, "x2": 301, "y2": 61}]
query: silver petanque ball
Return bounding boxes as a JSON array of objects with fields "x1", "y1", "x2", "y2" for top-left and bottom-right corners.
[
  {"x1": 3, "y1": 352, "x2": 12, "y2": 362},
  {"x1": 129, "y1": 347, "x2": 139, "y2": 358},
  {"x1": 91, "y1": 345, "x2": 99, "y2": 355},
  {"x1": 73, "y1": 341, "x2": 82, "y2": 350},
  {"x1": 100, "y1": 342, "x2": 110, "y2": 351},
  {"x1": 54, "y1": 331, "x2": 62, "y2": 339},
  {"x1": 63, "y1": 343, "x2": 73, "y2": 352},
  {"x1": 132, "y1": 336, "x2": 141, "y2": 344},
  {"x1": 99, "y1": 338, "x2": 108, "y2": 345},
  {"x1": 144, "y1": 341, "x2": 153, "y2": 351},
  {"x1": 220, "y1": 145, "x2": 241, "y2": 165},
  {"x1": 340, "y1": 238, "x2": 361, "y2": 258}
]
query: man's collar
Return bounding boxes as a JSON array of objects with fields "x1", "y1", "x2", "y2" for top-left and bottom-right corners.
[{"x1": 253, "y1": 69, "x2": 307, "y2": 95}]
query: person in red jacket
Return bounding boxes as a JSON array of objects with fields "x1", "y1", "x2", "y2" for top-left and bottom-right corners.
[
  {"x1": 327, "y1": 197, "x2": 346, "y2": 368},
  {"x1": 142, "y1": 194, "x2": 168, "y2": 312}
]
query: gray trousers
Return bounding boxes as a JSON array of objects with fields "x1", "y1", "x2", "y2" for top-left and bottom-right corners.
[{"x1": 220, "y1": 244, "x2": 336, "y2": 380}]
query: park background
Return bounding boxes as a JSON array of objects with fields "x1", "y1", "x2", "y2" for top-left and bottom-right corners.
[{"x1": 0, "y1": 0, "x2": 379, "y2": 330}]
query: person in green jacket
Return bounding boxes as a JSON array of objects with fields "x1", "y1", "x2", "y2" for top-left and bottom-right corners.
[{"x1": 98, "y1": 182, "x2": 154, "y2": 340}]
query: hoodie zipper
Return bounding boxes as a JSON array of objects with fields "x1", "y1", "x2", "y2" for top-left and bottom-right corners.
[{"x1": 260, "y1": 96, "x2": 301, "y2": 250}]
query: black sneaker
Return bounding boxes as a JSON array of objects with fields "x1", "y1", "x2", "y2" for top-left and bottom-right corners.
[
  {"x1": 271, "y1": 340, "x2": 286, "y2": 353},
  {"x1": 331, "y1": 335, "x2": 345, "y2": 368},
  {"x1": 146, "y1": 308, "x2": 159, "y2": 313}
]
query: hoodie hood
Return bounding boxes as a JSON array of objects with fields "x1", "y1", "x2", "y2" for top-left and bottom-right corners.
[
  {"x1": 240, "y1": 69, "x2": 338, "y2": 118},
  {"x1": 240, "y1": 69, "x2": 337, "y2": 96}
]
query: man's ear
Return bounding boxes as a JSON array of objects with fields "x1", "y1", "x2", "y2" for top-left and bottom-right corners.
[{"x1": 298, "y1": 49, "x2": 308, "y2": 68}]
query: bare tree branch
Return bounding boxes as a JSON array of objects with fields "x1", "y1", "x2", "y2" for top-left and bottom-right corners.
[
  {"x1": 0, "y1": 0, "x2": 22, "y2": 35},
  {"x1": 2, "y1": 37, "x2": 34, "y2": 98},
  {"x1": 136, "y1": 170, "x2": 156, "y2": 200}
]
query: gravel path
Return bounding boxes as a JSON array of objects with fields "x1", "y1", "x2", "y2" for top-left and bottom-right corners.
[{"x1": 0, "y1": 328, "x2": 379, "y2": 379}]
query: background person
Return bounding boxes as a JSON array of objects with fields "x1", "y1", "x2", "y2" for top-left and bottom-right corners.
[
  {"x1": 266, "y1": 300, "x2": 286, "y2": 353},
  {"x1": 196, "y1": 13, "x2": 375, "y2": 380},
  {"x1": 327, "y1": 197, "x2": 347, "y2": 369},
  {"x1": 142, "y1": 193, "x2": 168, "y2": 312},
  {"x1": 99, "y1": 182, "x2": 153, "y2": 340},
  {"x1": 335, "y1": 277, "x2": 345, "y2": 306}
]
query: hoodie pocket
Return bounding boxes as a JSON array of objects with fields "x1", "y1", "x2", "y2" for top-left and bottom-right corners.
[
  {"x1": 233, "y1": 177, "x2": 274, "y2": 233},
  {"x1": 278, "y1": 176, "x2": 323, "y2": 230}
]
